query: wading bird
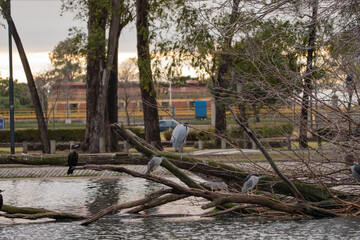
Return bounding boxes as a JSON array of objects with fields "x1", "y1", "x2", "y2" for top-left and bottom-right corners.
[
  {"x1": 241, "y1": 174, "x2": 261, "y2": 193},
  {"x1": 67, "y1": 150, "x2": 79, "y2": 175},
  {"x1": 171, "y1": 123, "x2": 190, "y2": 153},
  {"x1": 0, "y1": 190, "x2": 4, "y2": 210},
  {"x1": 146, "y1": 155, "x2": 163, "y2": 175},
  {"x1": 202, "y1": 181, "x2": 228, "y2": 191},
  {"x1": 350, "y1": 164, "x2": 360, "y2": 182}
]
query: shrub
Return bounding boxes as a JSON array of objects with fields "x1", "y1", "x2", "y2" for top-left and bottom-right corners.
[
  {"x1": 0, "y1": 127, "x2": 146, "y2": 143},
  {"x1": 163, "y1": 129, "x2": 173, "y2": 141},
  {"x1": 163, "y1": 128, "x2": 215, "y2": 142},
  {"x1": 196, "y1": 128, "x2": 215, "y2": 141},
  {"x1": 251, "y1": 123, "x2": 293, "y2": 138},
  {"x1": 186, "y1": 130, "x2": 198, "y2": 141},
  {"x1": 229, "y1": 123, "x2": 294, "y2": 139},
  {"x1": 315, "y1": 127, "x2": 336, "y2": 138},
  {"x1": 0, "y1": 128, "x2": 86, "y2": 142}
]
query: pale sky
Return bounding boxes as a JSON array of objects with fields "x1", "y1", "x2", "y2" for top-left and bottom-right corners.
[{"x1": 0, "y1": 0, "x2": 137, "y2": 82}]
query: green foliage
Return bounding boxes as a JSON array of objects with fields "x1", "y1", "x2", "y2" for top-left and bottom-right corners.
[
  {"x1": 195, "y1": 128, "x2": 214, "y2": 141},
  {"x1": 229, "y1": 123, "x2": 294, "y2": 139},
  {"x1": 163, "y1": 128, "x2": 215, "y2": 142},
  {"x1": 0, "y1": 129, "x2": 85, "y2": 142},
  {"x1": 163, "y1": 129, "x2": 172, "y2": 141},
  {"x1": 0, "y1": 79, "x2": 33, "y2": 109},
  {"x1": 48, "y1": 37, "x2": 87, "y2": 83},
  {"x1": 252, "y1": 123, "x2": 294, "y2": 138},
  {"x1": 314, "y1": 127, "x2": 336, "y2": 138},
  {"x1": 186, "y1": 130, "x2": 198, "y2": 141},
  {"x1": 127, "y1": 127, "x2": 145, "y2": 139}
]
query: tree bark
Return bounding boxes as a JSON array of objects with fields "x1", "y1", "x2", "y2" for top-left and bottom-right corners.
[
  {"x1": 136, "y1": 0, "x2": 162, "y2": 149},
  {"x1": 299, "y1": 0, "x2": 318, "y2": 149},
  {"x1": 1, "y1": 204, "x2": 84, "y2": 221},
  {"x1": 83, "y1": 164, "x2": 338, "y2": 221},
  {"x1": 213, "y1": 0, "x2": 241, "y2": 147},
  {"x1": 106, "y1": 0, "x2": 134, "y2": 152},
  {"x1": 107, "y1": 46, "x2": 119, "y2": 152},
  {"x1": 81, "y1": 189, "x2": 172, "y2": 225},
  {"x1": 0, "y1": 6, "x2": 51, "y2": 153},
  {"x1": 228, "y1": 106, "x2": 305, "y2": 201},
  {"x1": 83, "y1": 0, "x2": 108, "y2": 153},
  {"x1": 111, "y1": 123, "x2": 348, "y2": 202}
]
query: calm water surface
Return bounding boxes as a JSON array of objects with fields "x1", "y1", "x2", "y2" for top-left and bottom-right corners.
[{"x1": 1, "y1": 177, "x2": 360, "y2": 239}]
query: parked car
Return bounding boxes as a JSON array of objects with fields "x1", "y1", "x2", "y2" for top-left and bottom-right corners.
[{"x1": 159, "y1": 119, "x2": 178, "y2": 132}]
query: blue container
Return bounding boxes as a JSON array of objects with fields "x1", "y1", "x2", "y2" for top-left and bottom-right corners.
[
  {"x1": 0, "y1": 117, "x2": 4, "y2": 130},
  {"x1": 195, "y1": 101, "x2": 207, "y2": 118}
]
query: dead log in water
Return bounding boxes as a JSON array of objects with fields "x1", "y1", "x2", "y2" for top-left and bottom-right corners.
[
  {"x1": 80, "y1": 164, "x2": 338, "y2": 225},
  {"x1": 111, "y1": 123, "x2": 349, "y2": 202},
  {"x1": 1, "y1": 204, "x2": 85, "y2": 221}
]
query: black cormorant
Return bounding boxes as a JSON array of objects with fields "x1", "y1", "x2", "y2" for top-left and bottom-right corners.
[
  {"x1": 67, "y1": 149, "x2": 78, "y2": 174},
  {"x1": 0, "y1": 190, "x2": 4, "y2": 210}
]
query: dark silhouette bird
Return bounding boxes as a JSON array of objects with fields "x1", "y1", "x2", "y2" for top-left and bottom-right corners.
[
  {"x1": 171, "y1": 122, "x2": 190, "y2": 153},
  {"x1": 146, "y1": 155, "x2": 163, "y2": 175},
  {"x1": 0, "y1": 190, "x2": 4, "y2": 210},
  {"x1": 242, "y1": 174, "x2": 261, "y2": 193},
  {"x1": 67, "y1": 149, "x2": 78, "y2": 174},
  {"x1": 350, "y1": 164, "x2": 360, "y2": 182}
]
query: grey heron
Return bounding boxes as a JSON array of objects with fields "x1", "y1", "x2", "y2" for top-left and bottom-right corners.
[
  {"x1": 171, "y1": 122, "x2": 190, "y2": 153},
  {"x1": 350, "y1": 164, "x2": 360, "y2": 182},
  {"x1": 147, "y1": 155, "x2": 163, "y2": 175},
  {"x1": 241, "y1": 174, "x2": 261, "y2": 193},
  {"x1": 67, "y1": 149, "x2": 79, "y2": 175}
]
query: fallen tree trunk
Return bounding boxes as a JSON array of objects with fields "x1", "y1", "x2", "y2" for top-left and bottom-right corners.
[
  {"x1": 81, "y1": 164, "x2": 338, "y2": 224},
  {"x1": 81, "y1": 189, "x2": 173, "y2": 225},
  {"x1": 1, "y1": 204, "x2": 85, "y2": 221},
  {"x1": 1, "y1": 153, "x2": 144, "y2": 166},
  {"x1": 228, "y1": 106, "x2": 304, "y2": 201},
  {"x1": 111, "y1": 123, "x2": 349, "y2": 202}
]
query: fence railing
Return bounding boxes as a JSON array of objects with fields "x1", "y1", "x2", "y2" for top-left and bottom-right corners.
[{"x1": 0, "y1": 105, "x2": 349, "y2": 124}]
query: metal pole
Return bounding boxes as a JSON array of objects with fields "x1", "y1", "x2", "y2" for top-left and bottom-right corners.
[
  {"x1": 7, "y1": 0, "x2": 15, "y2": 154},
  {"x1": 66, "y1": 41, "x2": 69, "y2": 119},
  {"x1": 169, "y1": 81, "x2": 172, "y2": 107}
]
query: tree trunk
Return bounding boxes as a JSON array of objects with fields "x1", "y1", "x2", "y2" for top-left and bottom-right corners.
[
  {"x1": 299, "y1": 0, "x2": 318, "y2": 149},
  {"x1": 136, "y1": 0, "x2": 162, "y2": 149},
  {"x1": 94, "y1": 0, "x2": 124, "y2": 154},
  {"x1": 83, "y1": 0, "x2": 108, "y2": 153},
  {"x1": 107, "y1": 50, "x2": 119, "y2": 152},
  {"x1": 213, "y1": 0, "x2": 241, "y2": 147},
  {"x1": 214, "y1": 93, "x2": 227, "y2": 147},
  {"x1": 3, "y1": 11, "x2": 50, "y2": 153},
  {"x1": 106, "y1": 0, "x2": 133, "y2": 152}
]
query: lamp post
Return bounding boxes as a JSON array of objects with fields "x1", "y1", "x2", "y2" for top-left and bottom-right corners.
[
  {"x1": 7, "y1": 0, "x2": 15, "y2": 154},
  {"x1": 66, "y1": 40, "x2": 69, "y2": 120}
]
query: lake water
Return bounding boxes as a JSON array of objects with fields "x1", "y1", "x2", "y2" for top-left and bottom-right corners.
[{"x1": 1, "y1": 177, "x2": 360, "y2": 239}]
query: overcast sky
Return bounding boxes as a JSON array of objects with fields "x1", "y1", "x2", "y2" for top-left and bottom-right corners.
[{"x1": 0, "y1": 0, "x2": 137, "y2": 82}]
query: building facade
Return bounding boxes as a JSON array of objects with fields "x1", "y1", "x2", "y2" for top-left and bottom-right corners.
[{"x1": 47, "y1": 80, "x2": 212, "y2": 122}]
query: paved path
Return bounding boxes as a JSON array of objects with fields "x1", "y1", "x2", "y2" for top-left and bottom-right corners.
[
  {"x1": 0, "y1": 148, "x2": 260, "y2": 179},
  {"x1": 0, "y1": 165, "x2": 173, "y2": 179},
  {"x1": 190, "y1": 149, "x2": 260, "y2": 155}
]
